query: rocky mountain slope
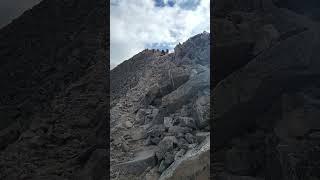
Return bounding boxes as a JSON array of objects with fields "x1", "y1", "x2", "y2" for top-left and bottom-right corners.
[
  {"x1": 110, "y1": 32, "x2": 210, "y2": 180},
  {"x1": 0, "y1": 0, "x2": 107, "y2": 179},
  {"x1": 213, "y1": 0, "x2": 320, "y2": 179}
]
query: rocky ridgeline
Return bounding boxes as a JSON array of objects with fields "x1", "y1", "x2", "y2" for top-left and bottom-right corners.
[
  {"x1": 213, "y1": 0, "x2": 320, "y2": 179},
  {"x1": 110, "y1": 32, "x2": 210, "y2": 179}
]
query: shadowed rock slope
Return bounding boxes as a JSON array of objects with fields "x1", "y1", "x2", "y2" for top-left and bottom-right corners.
[
  {"x1": 110, "y1": 32, "x2": 210, "y2": 180},
  {"x1": 0, "y1": 0, "x2": 107, "y2": 179},
  {"x1": 213, "y1": 0, "x2": 320, "y2": 179}
]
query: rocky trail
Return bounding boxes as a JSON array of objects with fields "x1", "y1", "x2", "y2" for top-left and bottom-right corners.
[{"x1": 110, "y1": 32, "x2": 210, "y2": 180}]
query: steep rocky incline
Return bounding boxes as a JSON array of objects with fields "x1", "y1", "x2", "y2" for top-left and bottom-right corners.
[
  {"x1": 0, "y1": 0, "x2": 107, "y2": 179},
  {"x1": 213, "y1": 0, "x2": 320, "y2": 179},
  {"x1": 110, "y1": 32, "x2": 210, "y2": 180}
]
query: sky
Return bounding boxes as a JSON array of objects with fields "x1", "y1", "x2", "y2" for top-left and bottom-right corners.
[
  {"x1": 0, "y1": 0, "x2": 42, "y2": 29},
  {"x1": 110, "y1": 0, "x2": 210, "y2": 69}
]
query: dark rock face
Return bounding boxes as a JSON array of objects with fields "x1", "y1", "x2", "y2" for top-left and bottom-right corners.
[
  {"x1": 213, "y1": 0, "x2": 320, "y2": 179},
  {"x1": 0, "y1": 0, "x2": 107, "y2": 179},
  {"x1": 110, "y1": 32, "x2": 210, "y2": 179}
]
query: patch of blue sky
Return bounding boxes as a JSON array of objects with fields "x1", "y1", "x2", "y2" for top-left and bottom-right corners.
[
  {"x1": 145, "y1": 42, "x2": 176, "y2": 51},
  {"x1": 154, "y1": 0, "x2": 200, "y2": 10}
]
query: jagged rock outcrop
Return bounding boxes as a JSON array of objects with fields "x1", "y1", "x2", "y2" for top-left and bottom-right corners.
[
  {"x1": 0, "y1": 0, "x2": 107, "y2": 179},
  {"x1": 110, "y1": 32, "x2": 210, "y2": 180},
  {"x1": 213, "y1": 0, "x2": 320, "y2": 179}
]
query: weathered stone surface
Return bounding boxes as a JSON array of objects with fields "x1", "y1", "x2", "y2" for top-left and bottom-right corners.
[
  {"x1": 161, "y1": 69, "x2": 209, "y2": 114},
  {"x1": 156, "y1": 136, "x2": 178, "y2": 161},
  {"x1": 193, "y1": 95, "x2": 210, "y2": 129},
  {"x1": 163, "y1": 117, "x2": 174, "y2": 129},
  {"x1": 168, "y1": 126, "x2": 192, "y2": 136},
  {"x1": 185, "y1": 133, "x2": 197, "y2": 144},
  {"x1": 177, "y1": 117, "x2": 197, "y2": 129},
  {"x1": 123, "y1": 121, "x2": 133, "y2": 128},
  {"x1": 110, "y1": 32, "x2": 210, "y2": 179},
  {"x1": 174, "y1": 149, "x2": 186, "y2": 161},
  {"x1": 159, "y1": 136, "x2": 210, "y2": 180},
  {"x1": 114, "y1": 146, "x2": 158, "y2": 175},
  {"x1": 195, "y1": 132, "x2": 210, "y2": 143}
]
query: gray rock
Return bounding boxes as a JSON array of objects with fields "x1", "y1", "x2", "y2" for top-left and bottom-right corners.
[
  {"x1": 164, "y1": 152, "x2": 175, "y2": 165},
  {"x1": 114, "y1": 146, "x2": 158, "y2": 175},
  {"x1": 146, "y1": 125, "x2": 165, "y2": 145},
  {"x1": 163, "y1": 117, "x2": 174, "y2": 129},
  {"x1": 124, "y1": 121, "x2": 133, "y2": 128},
  {"x1": 195, "y1": 132, "x2": 210, "y2": 143},
  {"x1": 176, "y1": 138, "x2": 188, "y2": 150},
  {"x1": 156, "y1": 136, "x2": 178, "y2": 160},
  {"x1": 168, "y1": 126, "x2": 192, "y2": 136},
  {"x1": 135, "y1": 109, "x2": 149, "y2": 125},
  {"x1": 158, "y1": 160, "x2": 167, "y2": 173},
  {"x1": 146, "y1": 108, "x2": 159, "y2": 124},
  {"x1": 193, "y1": 95, "x2": 210, "y2": 129},
  {"x1": 161, "y1": 69, "x2": 209, "y2": 115},
  {"x1": 151, "y1": 137, "x2": 162, "y2": 145},
  {"x1": 159, "y1": 136, "x2": 210, "y2": 180},
  {"x1": 145, "y1": 167, "x2": 160, "y2": 180},
  {"x1": 174, "y1": 149, "x2": 186, "y2": 161},
  {"x1": 177, "y1": 117, "x2": 197, "y2": 129},
  {"x1": 185, "y1": 133, "x2": 197, "y2": 144}
]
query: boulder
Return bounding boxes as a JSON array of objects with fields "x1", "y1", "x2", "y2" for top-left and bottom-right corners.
[
  {"x1": 185, "y1": 133, "x2": 197, "y2": 144},
  {"x1": 159, "y1": 136, "x2": 210, "y2": 180},
  {"x1": 123, "y1": 121, "x2": 133, "y2": 128},
  {"x1": 177, "y1": 138, "x2": 189, "y2": 150},
  {"x1": 174, "y1": 149, "x2": 186, "y2": 161},
  {"x1": 135, "y1": 109, "x2": 151, "y2": 125},
  {"x1": 177, "y1": 117, "x2": 197, "y2": 129},
  {"x1": 195, "y1": 132, "x2": 210, "y2": 143},
  {"x1": 146, "y1": 125, "x2": 165, "y2": 145},
  {"x1": 192, "y1": 95, "x2": 210, "y2": 129},
  {"x1": 163, "y1": 117, "x2": 174, "y2": 129},
  {"x1": 156, "y1": 136, "x2": 178, "y2": 161},
  {"x1": 161, "y1": 69, "x2": 209, "y2": 115},
  {"x1": 168, "y1": 126, "x2": 192, "y2": 136},
  {"x1": 113, "y1": 146, "x2": 158, "y2": 175}
]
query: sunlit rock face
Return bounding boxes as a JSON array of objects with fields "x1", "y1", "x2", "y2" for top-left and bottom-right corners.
[{"x1": 110, "y1": 32, "x2": 210, "y2": 180}]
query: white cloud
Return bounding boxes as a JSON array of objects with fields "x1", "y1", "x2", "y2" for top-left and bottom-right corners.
[{"x1": 110, "y1": 0, "x2": 210, "y2": 69}]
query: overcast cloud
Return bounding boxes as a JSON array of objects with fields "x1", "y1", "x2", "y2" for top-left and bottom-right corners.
[{"x1": 110, "y1": 0, "x2": 210, "y2": 69}]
